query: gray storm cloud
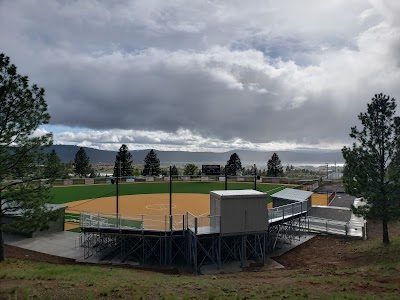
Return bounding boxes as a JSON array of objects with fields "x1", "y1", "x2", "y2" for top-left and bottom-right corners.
[{"x1": 1, "y1": 0, "x2": 400, "y2": 149}]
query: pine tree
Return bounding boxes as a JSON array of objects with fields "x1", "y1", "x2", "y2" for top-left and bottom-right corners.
[
  {"x1": 0, "y1": 53, "x2": 59, "y2": 261},
  {"x1": 73, "y1": 147, "x2": 91, "y2": 177},
  {"x1": 43, "y1": 149, "x2": 67, "y2": 180},
  {"x1": 226, "y1": 153, "x2": 242, "y2": 176},
  {"x1": 113, "y1": 144, "x2": 133, "y2": 177},
  {"x1": 267, "y1": 153, "x2": 283, "y2": 177},
  {"x1": 171, "y1": 165, "x2": 179, "y2": 176},
  {"x1": 183, "y1": 163, "x2": 198, "y2": 175},
  {"x1": 142, "y1": 149, "x2": 161, "y2": 176},
  {"x1": 342, "y1": 93, "x2": 400, "y2": 244}
]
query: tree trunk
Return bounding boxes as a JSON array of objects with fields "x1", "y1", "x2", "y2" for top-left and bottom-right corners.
[
  {"x1": 382, "y1": 219, "x2": 390, "y2": 244},
  {"x1": 0, "y1": 224, "x2": 5, "y2": 262}
]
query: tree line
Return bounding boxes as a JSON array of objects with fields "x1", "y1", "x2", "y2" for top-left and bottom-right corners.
[{"x1": 61, "y1": 146, "x2": 287, "y2": 178}]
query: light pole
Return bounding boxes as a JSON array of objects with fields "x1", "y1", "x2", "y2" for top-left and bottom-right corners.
[
  {"x1": 116, "y1": 161, "x2": 121, "y2": 221},
  {"x1": 169, "y1": 166, "x2": 172, "y2": 216},
  {"x1": 254, "y1": 164, "x2": 257, "y2": 190},
  {"x1": 326, "y1": 163, "x2": 329, "y2": 180},
  {"x1": 224, "y1": 165, "x2": 227, "y2": 190}
]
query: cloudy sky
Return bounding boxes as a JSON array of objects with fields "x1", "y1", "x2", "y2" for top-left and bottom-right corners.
[{"x1": 1, "y1": 0, "x2": 399, "y2": 152}]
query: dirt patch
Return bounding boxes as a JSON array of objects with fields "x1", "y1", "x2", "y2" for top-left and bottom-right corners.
[
  {"x1": 65, "y1": 193, "x2": 210, "y2": 216},
  {"x1": 64, "y1": 222, "x2": 80, "y2": 231},
  {"x1": 4, "y1": 220, "x2": 400, "y2": 299}
]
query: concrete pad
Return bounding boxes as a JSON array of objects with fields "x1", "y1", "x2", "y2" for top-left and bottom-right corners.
[
  {"x1": 264, "y1": 257, "x2": 284, "y2": 269},
  {"x1": 5, "y1": 231, "x2": 82, "y2": 260}
]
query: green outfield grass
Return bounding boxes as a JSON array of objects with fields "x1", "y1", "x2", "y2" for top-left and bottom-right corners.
[{"x1": 50, "y1": 182, "x2": 290, "y2": 204}]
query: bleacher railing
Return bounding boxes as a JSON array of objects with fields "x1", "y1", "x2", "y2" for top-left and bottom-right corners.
[
  {"x1": 268, "y1": 202, "x2": 308, "y2": 222},
  {"x1": 80, "y1": 212, "x2": 187, "y2": 232},
  {"x1": 80, "y1": 205, "x2": 364, "y2": 238},
  {"x1": 305, "y1": 216, "x2": 365, "y2": 237}
]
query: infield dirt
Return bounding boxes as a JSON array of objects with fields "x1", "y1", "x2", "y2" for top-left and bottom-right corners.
[{"x1": 65, "y1": 193, "x2": 210, "y2": 216}]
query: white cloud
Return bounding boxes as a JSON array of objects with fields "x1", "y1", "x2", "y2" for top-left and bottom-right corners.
[
  {"x1": 1, "y1": 0, "x2": 399, "y2": 152},
  {"x1": 49, "y1": 126, "x2": 345, "y2": 152}
]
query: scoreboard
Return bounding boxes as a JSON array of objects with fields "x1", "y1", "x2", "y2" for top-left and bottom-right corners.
[{"x1": 202, "y1": 165, "x2": 221, "y2": 175}]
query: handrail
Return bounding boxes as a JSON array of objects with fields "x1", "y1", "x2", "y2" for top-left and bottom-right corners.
[
  {"x1": 306, "y1": 216, "x2": 349, "y2": 225},
  {"x1": 268, "y1": 202, "x2": 308, "y2": 222}
]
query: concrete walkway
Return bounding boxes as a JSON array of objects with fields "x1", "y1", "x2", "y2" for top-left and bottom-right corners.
[
  {"x1": 5, "y1": 231, "x2": 83, "y2": 260},
  {"x1": 269, "y1": 233, "x2": 316, "y2": 257}
]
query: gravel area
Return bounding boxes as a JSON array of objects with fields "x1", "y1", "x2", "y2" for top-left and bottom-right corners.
[
  {"x1": 329, "y1": 194, "x2": 356, "y2": 208},
  {"x1": 314, "y1": 184, "x2": 346, "y2": 193},
  {"x1": 308, "y1": 206, "x2": 352, "y2": 223}
]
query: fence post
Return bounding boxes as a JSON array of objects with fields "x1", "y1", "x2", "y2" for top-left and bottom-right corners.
[
  {"x1": 195, "y1": 217, "x2": 198, "y2": 235},
  {"x1": 345, "y1": 224, "x2": 348, "y2": 236},
  {"x1": 363, "y1": 220, "x2": 367, "y2": 240},
  {"x1": 170, "y1": 215, "x2": 173, "y2": 232}
]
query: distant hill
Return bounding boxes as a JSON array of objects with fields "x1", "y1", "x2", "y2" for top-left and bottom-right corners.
[{"x1": 45, "y1": 145, "x2": 344, "y2": 166}]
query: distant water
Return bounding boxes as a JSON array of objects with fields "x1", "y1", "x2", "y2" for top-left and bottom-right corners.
[{"x1": 164, "y1": 162, "x2": 344, "y2": 169}]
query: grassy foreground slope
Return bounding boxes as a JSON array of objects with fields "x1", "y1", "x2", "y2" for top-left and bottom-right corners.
[
  {"x1": 50, "y1": 182, "x2": 287, "y2": 204},
  {"x1": 2, "y1": 221, "x2": 400, "y2": 299}
]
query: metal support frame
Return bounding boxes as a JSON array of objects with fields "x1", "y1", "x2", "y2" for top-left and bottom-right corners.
[
  {"x1": 83, "y1": 231, "x2": 96, "y2": 259},
  {"x1": 188, "y1": 230, "x2": 268, "y2": 273},
  {"x1": 267, "y1": 215, "x2": 307, "y2": 252},
  {"x1": 80, "y1": 208, "x2": 310, "y2": 273},
  {"x1": 188, "y1": 230, "x2": 221, "y2": 274},
  {"x1": 81, "y1": 229, "x2": 188, "y2": 266}
]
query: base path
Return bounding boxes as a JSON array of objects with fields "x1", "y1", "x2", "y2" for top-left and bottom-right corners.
[{"x1": 65, "y1": 193, "x2": 210, "y2": 216}]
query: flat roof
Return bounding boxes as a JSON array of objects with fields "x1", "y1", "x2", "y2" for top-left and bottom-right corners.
[
  {"x1": 210, "y1": 189, "x2": 265, "y2": 197},
  {"x1": 271, "y1": 188, "x2": 313, "y2": 202}
]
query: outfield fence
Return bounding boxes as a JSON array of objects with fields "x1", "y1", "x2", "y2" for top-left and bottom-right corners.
[{"x1": 53, "y1": 175, "x2": 316, "y2": 186}]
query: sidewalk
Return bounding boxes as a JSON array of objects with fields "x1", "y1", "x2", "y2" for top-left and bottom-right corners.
[{"x1": 5, "y1": 231, "x2": 83, "y2": 260}]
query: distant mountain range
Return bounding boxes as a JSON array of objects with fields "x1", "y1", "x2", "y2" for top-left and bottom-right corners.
[{"x1": 45, "y1": 145, "x2": 344, "y2": 167}]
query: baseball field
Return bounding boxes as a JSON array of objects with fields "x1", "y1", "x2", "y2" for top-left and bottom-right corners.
[{"x1": 50, "y1": 181, "x2": 292, "y2": 230}]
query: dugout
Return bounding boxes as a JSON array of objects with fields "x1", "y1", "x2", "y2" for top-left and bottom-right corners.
[
  {"x1": 2, "y1": 203, "x2": 66, "y2": 237},
  {"x1": 271, "y1": 188, "x2": 313, "y2": 210},
  {"x1": 209, "y1": 190, "x2": 268, "y2": 234}
]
